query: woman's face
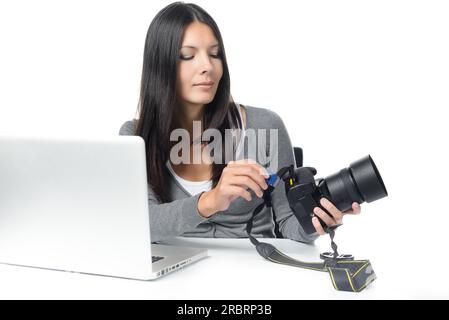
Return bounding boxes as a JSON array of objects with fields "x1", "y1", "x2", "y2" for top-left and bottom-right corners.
[{"x1": 176, "y1": 21, "x2": 223, "y2": 109}]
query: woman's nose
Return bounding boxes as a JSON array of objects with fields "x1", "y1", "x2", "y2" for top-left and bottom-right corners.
[{"x1": 198, "y1": 54, "x2": 214, "y2": 74}]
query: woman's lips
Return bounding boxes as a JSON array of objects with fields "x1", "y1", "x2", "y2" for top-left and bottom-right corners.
[
  {"x1": 194, "y1": 82, "x2": 214, "y2": 89},
  {"x1": 194, "y1": 81, "x2": 214, "y2": 85}
]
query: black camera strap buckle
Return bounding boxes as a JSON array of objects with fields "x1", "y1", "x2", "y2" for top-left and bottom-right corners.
[{"x1": 320, "y1": 252, "x2": 354, "y2": 261}]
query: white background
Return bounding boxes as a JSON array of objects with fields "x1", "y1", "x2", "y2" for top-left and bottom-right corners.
[{"x1": 0, "y1": 0, "x2": 448, "y2": 299}]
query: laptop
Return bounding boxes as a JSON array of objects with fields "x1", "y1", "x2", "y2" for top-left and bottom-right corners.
[{"x1": 0, "y1": 135, "x2": 207, "y2": 280}]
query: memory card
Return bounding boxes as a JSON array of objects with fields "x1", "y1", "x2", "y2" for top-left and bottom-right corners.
[{"x1": 266, "y1": 173, "x2": 280, "y2": 187}]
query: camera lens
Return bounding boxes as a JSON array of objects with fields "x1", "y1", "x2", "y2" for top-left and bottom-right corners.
[{"x1": 322, "y1": 155, "x2": 388, "y2": 212}]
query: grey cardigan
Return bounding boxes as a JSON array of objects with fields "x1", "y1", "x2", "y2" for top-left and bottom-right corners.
[{"x1": 119, "y1": 105, "x2": 319, "y2": 244}]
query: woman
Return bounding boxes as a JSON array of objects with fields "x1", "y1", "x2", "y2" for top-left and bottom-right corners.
[{"x1": 120, "y1": 2, "x2": 361, "y2": 243}]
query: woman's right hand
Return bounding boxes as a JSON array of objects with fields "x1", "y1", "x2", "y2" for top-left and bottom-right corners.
[{"x1": 198, "y1": 159, "x2": 270, "y2": 218}]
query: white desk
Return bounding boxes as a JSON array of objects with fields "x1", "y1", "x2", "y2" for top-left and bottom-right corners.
[{"x1": 0, "y1": 236, "x2": 446, "y2": 299}]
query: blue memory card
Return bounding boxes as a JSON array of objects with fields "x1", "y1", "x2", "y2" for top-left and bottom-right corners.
[{"x1": 266, "y1": 173, "x2": 280, "y2": 187}]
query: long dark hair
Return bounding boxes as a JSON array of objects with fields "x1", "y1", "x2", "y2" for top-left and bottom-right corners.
[{"x1": 135, "y1": 2, "x2": 242, "y2": 203}]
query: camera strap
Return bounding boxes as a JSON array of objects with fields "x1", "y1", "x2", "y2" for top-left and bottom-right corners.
[{"x1": 246, "y1": 177, "x2": 376, "y2": 292}]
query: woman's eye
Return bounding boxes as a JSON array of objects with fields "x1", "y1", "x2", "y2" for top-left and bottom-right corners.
[{"x1": 179, "y1": 53, "x2": 221, "y2": 60}]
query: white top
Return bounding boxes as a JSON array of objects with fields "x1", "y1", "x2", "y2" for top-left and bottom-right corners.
[
  {"x1": 166, "y1": 103, "x2": 246, "y2": 196},
  {"x1": 165, "y1": 162, "x2": 213, "y2": 196}
]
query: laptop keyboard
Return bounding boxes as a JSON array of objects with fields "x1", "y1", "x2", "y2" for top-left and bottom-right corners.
[{"x1": 152, "y1": 255, "x2": 165, "y2": 263}]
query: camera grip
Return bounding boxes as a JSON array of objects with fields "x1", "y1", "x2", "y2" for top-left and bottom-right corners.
[
  {"x1": 291, "y1": 195, "x2": 341, "y2": 234},
  {"x1": 291, "y1": 196, "x2": 318, "y2": 235}
]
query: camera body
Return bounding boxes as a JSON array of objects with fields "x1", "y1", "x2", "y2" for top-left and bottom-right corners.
[
  {"x1": 286, "y1": 174, "x2": 334, "y2": 234},
  {"x1": 282, "y1": 155, "x2": 388, "y2": 235}
]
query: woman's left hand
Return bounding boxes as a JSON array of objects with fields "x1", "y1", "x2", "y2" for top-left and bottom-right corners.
[{"x1": 312, "y1": 198, "x2": 361, "y2": 236}]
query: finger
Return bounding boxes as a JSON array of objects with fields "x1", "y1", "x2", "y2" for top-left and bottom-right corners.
[
  {"x1": 312, "y1": 217, "x2": 326, "y2": 236},
  {"x1": 226, "y1": 185, "x2": 252, "y2": 202},
  {"x1": 228, "y1": 160, "x2": 269, "y2": 179},
  {"x1": 226, "y1": 165, "x2": 269, "y2": 190},
  {"x1": 320, "y1": 198, "x2": 343, "y2": 223},
  {"x1": 313, "y1": 206, "x2": 337, "y2": 227},
  {"x1": 351, "y1": 202, "x2": 361, "y2": 215},
  {"x1": 239, "y1": 162, "x2": 269, "y2": 180},
  {"x1": 343, "y1": 203, "x2": 361, "y2": 215},
  {"x1": 230, "y1": 176, "x2": 264, "y2": 198}
]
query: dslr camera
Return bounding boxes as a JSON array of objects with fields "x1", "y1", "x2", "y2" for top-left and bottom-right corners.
[{"x1": 281, "y1": 155, "x2": 388, "y2": 234}]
